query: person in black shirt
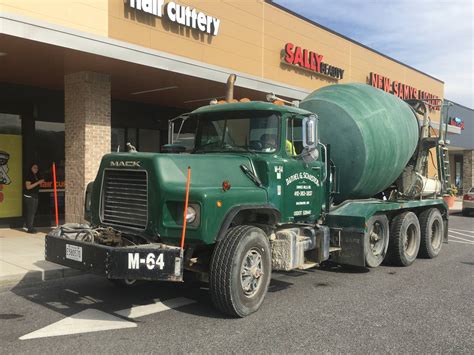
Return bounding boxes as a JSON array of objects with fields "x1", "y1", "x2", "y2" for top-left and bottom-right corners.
[{"x1": 24, "y1": 163, "x2": 44, "y2": 233}]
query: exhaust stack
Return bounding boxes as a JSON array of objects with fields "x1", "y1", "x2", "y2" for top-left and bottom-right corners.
[{"x1": 225, "y1": 74, "x2": 237, "y2": 102}]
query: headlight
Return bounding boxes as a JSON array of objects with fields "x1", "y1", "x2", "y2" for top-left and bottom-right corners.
[{"x1": 185, "y1": 205, "x2": 197, "y2": 223}]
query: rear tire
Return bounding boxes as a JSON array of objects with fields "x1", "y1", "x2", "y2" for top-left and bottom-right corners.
[
  {"x1": 418, "y1": 208, "x2": 444, "y2": 258},
  {"x1": 209, "y1": 225, "x2": 271, "y2": 317},
  {"x1": 386, "y1": 212, "x2": 420, "y2": 266},
  {"x1": 365, "y1": 214, "x2": 389, "y2": 268}
]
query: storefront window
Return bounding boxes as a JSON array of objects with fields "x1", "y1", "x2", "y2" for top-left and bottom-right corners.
[
  {"x1": 34, "y1": 121, "x2": 65, "y2": 225},
  {"x1": 0, "y1": 114, "x2": 22, "y2": 218},
  {"x1": 111, "y1": 127, "x2": 161, "y2": 153},
  {"x1": 112, "y1": 127, "x2": 126, "y2": 152},
  {"x1": 139, "y1": 129, "x2": 160, "y2": 152},
  {"x1": 455, "y1": 156, "x2": 463, "y2": 190}
]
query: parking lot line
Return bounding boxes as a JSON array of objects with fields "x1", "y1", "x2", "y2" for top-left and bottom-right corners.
[
  {"x1": 449, "y1": 235, "x2": 474, "y2": 244},
  {"x1": 449, "y1": 230, "x2": 474, "y2": 238},
  {"x1": 19, "y1": 309, "x2": 137, "y2": 340},
  {"x1": 114, "y1": 297, "x2": 196, "y2": 319}
]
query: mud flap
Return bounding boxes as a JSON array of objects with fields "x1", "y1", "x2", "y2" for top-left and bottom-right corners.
[
  {"x1": 330, "y1": 228, "x2": 366, "y2": 267},
  {"x1": 443, "y1": 219, "x2": 449, "y2": 243}
]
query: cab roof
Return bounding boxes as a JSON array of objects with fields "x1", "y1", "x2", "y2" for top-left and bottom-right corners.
[{"x1": 191, "y1": 101, "x2": 313, "y2": 116}]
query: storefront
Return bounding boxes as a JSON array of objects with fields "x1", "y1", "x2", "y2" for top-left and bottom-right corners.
[
  {"x1": 0, "y1": 0, "x2": 460, "y2": 226},
  {"x1": 446, "y1": 101, "x2": 474, "y2": 194}
]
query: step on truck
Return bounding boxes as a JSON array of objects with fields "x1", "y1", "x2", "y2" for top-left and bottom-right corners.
[{"x1": 45, "y1": 77, "x2": 450, "y2": 317}]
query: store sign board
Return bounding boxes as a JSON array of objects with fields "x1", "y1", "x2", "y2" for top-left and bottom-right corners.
[
  {"x1": 369, "y1": 72, "x2": 440, "y2": 111},
  {"x1": 0, "y1": 134, "x2": 22, "y2": 218},
  {"x1": 126, "y1": 0, "x2": 221, "y2": 36},
  {"x1": 282, "y1": 43, "x2": 345, "y2": 80},
  {"x1": 449, "y1": 116, "x2": 464, "y2": 130}
]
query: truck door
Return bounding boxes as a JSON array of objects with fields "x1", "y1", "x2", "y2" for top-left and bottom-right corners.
[{"x1": 281, "y1": 115, "x2": 325, "y2": 223}]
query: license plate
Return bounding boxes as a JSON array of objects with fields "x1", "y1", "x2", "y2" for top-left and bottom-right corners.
[
  {"x1": 65, "y1": 244, "x2": 83, "y2": 262},
  {"x1": 127, "y1": 252, "x2": 165, "y2": 270}
]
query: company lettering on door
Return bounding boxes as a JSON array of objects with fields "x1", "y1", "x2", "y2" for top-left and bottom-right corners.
[{"x1": 127, "y1": 0, "x2": 221, "y2": 36}]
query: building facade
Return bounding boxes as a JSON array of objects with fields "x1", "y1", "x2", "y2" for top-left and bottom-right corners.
[
  {"x1": 0, "y1": 0, "x2": 459, "y2": 226},
  {"x1": 446, "y1": 101, "x2": 474, "y2": 194}
]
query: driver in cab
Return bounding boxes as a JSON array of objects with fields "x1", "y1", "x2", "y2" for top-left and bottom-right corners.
[{"x1": 260, "y1": 134, "x2": 277, "y2": 152}]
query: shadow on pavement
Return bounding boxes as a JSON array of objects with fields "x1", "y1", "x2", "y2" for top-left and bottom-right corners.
[
  {"x1": 319, "y1": 261, "x2": 370, "y2": 274},
  {"x1": 7, "y1": 267, "x2": 296, "y2": 320}
]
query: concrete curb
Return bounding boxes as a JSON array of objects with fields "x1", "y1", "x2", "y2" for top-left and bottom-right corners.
[{"x1": 0, "y1": 267, "x2": 85, "y2": 290}]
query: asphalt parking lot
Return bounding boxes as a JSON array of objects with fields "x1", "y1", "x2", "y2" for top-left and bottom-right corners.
[{"x1": 0, "y1": 213, "x2": 472, "y2": 354}]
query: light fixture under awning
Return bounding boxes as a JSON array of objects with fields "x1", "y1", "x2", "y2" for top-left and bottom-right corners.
[{"x1": 131, "y1": 86, "x2": 178, "y2": 95}]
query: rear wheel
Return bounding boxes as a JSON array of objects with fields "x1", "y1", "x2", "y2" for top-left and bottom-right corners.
[
  {"x1": 209, "y1": 225, "x2": 271, "y2": 317},
  {"x1": 418, "y1": 208, "x2": 444, "y2": 258},
  {"x1": 386, "y1": 212, "x2": 420, "y2": 266},
  {"x1": 364, "y1": 215, "x2": 389, "y2": 268}
]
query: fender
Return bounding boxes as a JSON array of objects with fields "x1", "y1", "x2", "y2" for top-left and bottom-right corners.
[{"x1": 215, "y1": 205, "x2": 281, "y2": 242}]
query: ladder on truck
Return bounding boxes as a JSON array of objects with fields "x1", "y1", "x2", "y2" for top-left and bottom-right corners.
[{"x1": 436, "y1": 100, "x2": 453, "y2": 195}]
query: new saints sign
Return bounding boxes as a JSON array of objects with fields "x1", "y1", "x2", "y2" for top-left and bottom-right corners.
[{"x1": 126, "y1": 0, "x2": 221, "y2": 36}]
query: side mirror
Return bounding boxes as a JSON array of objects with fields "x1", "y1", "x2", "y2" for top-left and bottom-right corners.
[
  {"x1": 303, "y1": 115, "x2": 318, "y2": 149},
  {"x1": 301, "y1": 115, "x2": 319, "y2": 162}
]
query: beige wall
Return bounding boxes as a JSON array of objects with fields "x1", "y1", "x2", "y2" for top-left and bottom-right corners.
[
  {"x1": 2, "y1": 1, "x2": 443, "y2": 121},
  {"x1": 108, "y1": 0, "x2": 443, "y2": 120},
  {"x1": 1, "y1": 0, "x2": 108, "y2": 36}
]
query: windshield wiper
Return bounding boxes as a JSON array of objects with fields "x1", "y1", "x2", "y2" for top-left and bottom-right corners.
[{"x1": 240, "y1": 164, "x2": 262, "y2": 187}]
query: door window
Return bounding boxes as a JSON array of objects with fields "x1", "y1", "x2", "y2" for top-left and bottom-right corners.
[{"x1": 286, "y1": 117, "x2": 303, "y2": 157}]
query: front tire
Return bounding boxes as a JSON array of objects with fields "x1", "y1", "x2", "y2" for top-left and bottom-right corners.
[
  {"x1": 386, "y1": 212, "x2": 420, "y2": 266},
  {"x1": 209, "y1": 225, "x2": 271, "y2": 317},
  {"x1": 418, "y1": 208, "x2": 444, "y2": 258}
]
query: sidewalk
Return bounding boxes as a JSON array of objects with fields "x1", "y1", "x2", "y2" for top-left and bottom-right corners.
[{"x1": 0, "y1": 228, "x2": 83, "y2": 288}]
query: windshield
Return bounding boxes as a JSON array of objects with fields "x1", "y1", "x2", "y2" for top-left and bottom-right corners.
[{"x1": 194, "y1": 111, "x2": 280, "y2": 153}]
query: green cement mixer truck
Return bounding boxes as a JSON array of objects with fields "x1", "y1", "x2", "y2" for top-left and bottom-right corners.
[{"x1": 45, "y1": 81, "x2": 450, "y2": 317}]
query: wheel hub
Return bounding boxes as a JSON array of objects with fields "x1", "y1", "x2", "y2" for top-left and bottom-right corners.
[
  {"x1": 369, "y1": 222, "x2": 385, "y2": 255},
  {"x1": 241, "y1": 248, "x2": 264, "y2": 297}
]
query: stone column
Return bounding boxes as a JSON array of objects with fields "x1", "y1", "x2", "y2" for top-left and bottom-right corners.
[
  {"x1": 462, "y1": 150, "x2": 473, "y2": 194},
  {"x1": 64, "y1": 72, "x2": 111, "y2": 223}
]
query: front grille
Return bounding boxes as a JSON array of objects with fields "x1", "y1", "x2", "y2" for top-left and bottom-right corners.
[{"x1": 101, "y1": 169, "x2": 148, "y2": 229}]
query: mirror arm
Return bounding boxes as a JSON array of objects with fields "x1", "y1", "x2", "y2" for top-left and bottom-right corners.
[{"x1": 319, "y1": 142, "x2": 328, "y2": 183}]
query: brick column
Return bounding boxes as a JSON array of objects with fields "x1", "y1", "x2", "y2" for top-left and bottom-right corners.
[
  {"x1": 462, "y1": 150, "x2": 473, "y2": 194},
  {"x1": 64, "y1": 72, "x2": 111, "y2": 223}
]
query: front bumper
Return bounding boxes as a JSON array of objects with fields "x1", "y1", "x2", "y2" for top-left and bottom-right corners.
[{"x1": 45, "y1": 234, "x2": 184, "y2": 282}]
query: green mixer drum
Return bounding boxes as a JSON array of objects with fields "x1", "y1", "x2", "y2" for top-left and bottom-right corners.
[{"x1": 300, "y1": 83, "x2": 419, "y2": 203}]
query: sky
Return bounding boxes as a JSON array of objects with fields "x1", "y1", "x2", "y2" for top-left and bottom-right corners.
[{"x1": 274, "y1": 0, "x2": 474, "y2": 108}]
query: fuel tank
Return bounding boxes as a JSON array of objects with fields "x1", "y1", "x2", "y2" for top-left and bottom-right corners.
[{"x1": 300, "y1": 83, "x2": 419, "y2": 203}]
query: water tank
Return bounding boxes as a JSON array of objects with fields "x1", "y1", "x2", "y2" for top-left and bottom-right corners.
[{"x1": 300, "y1": 83, "x2": 419, "y2": 203}]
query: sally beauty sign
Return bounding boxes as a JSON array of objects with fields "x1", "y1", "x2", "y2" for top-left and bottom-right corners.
[{"x1": 127, "y1": 0, "x2": 221, "y2": 36}]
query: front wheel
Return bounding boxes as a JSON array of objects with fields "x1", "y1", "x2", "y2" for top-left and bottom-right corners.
[{"x1": 209, "y1": 225, "x2": 271, "y2": 317}]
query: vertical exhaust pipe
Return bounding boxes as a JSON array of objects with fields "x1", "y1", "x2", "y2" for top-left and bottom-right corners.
[{"x1": 225, "y1": 74, "x2": 237, "y2": 102}]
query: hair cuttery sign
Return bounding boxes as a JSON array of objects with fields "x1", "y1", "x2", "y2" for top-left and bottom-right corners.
[
  {"x1": 283, "y1": 43, "x2": 345, "y2": 80},
  {"x1": 126, "y1": 0, "x2": 221, "y2": 36},
  {"x1": 370, "y1": 72, "x2": 440, "y2": 111}
]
